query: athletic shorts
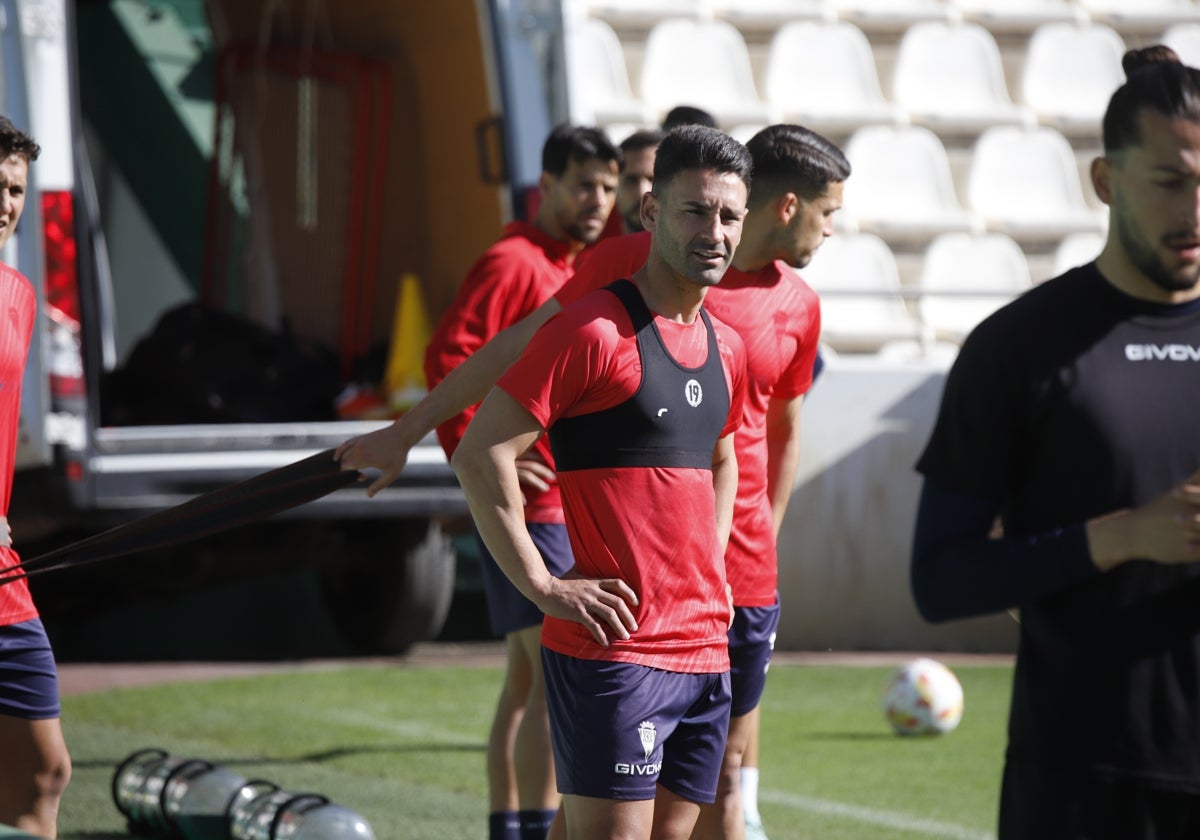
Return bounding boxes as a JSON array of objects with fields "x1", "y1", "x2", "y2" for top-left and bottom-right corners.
[
  {"x1": 999, "y1": 759, "x2": 1200, "y2": 839},
  {"x1": 728, "y1": 598, "x2": 780, "y2": 718},
  {"x1": 477, "y1": 523, "x2": 574, "y2": 637},
  {"x1": 0, "y1": 618, "x2": 61, "y2": 720},
  {"x1": 542, "y1": 648, "x2": 731, "y2": 804}
]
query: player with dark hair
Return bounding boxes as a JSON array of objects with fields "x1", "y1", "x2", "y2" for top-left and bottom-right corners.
[
  {"x1": 422, "y1": 122, "x2": 619, "y2": 840},
  {"x1": 662, "y1": 105, "x2": 719, "y2": 131},
  {"x1": 912, "y1": 46, "x2": 1200, "y2": 838},
  {"x1": 557, "y1": 123, "x2": 846, "y2": 840},
  {"x1": 452, "y1": 125, "x2": 751, "y2": 840},
  {"x1": 615, "y1": 129, "x2": 663, "y2": 234},
  {"x1": 0, "y1": 115, "x2": 72, "y2": 839}
]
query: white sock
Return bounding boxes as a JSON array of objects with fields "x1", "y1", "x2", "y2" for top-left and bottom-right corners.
[{"x1": 740, "y1": 766, "x2": 762, "y2": 823}]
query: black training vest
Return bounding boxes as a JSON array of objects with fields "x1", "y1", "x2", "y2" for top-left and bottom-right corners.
[{"x1": 548, "y1": 279, "x2": 730, "y2": 472}]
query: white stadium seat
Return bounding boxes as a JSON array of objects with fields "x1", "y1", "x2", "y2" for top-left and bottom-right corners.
[
  {"x1": 951, "y1": 0, "x2": 1085, "y2": 33},
  {"x1": 1020, "y1": 23, "x2": 1126, "y2": 135},
  {"x1": 842, "y1": 125, "x2": 982, "y2": 240},
  {"x1": 828, "y1": 0, "x2": 956, "y2": 32},
  {"x1": 800, "y1": 233, "x2": 930, "y2": 352},
  {"x1": 916, "y1": 232, "x2": 1032, "y2": 342},
  {"x1": 967, "y1": 125, "x2": 1106, "y2": 240},
  {"x1": 638, "y1": 17, "x2": 773, "y2": 127},
  {"x1": 1076, "y1": 0, "x2": 1200, "y2": 33},
  {"x1": 1052, "y1": 231, "x2": 1106, "y2": 276},
  {"x1": 564, "y1": 17, "x2": 652, "y2": 127},
  {"x1": 1163, "y1": 22, "x2": 1200, "y2": 68},
  {"x1": 763, "y1": 21, "x2": 906, "y2": 134},
  {"x1": 892, "y1": 20, "x2": 1033, "y2": 132}
]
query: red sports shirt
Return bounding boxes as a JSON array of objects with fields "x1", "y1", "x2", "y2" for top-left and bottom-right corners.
[
  {"x1": 499, "y1": 285, "x2": 747, "y2": 673},
  {"x1": 561, "y1": 232, "x2": 821, "y2": 604},
  {"x1": 424, "y1": 221, "x2": 575, "y2": 524},
  {"x1": 0, "y1": 263, "x2": 38, "y2": 626}
]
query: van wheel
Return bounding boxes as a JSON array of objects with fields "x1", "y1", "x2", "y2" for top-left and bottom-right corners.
[{"x1": 318, "y1": 519, "x2": 456, "y2": 654}]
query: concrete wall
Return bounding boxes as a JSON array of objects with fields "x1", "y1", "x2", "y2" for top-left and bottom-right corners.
[{"x1": 776, "y1": 355, "x2": 1019, "y2": 653}]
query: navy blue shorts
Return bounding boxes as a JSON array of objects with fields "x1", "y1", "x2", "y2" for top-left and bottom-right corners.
[
  {"x1": 477, "y1": 522, "x2": 574, "y2": 637},
  {"x1": 542, "y1": 648, "x2": 731, "y2": 804},
  {"x1": 728, "y1": 598, "x2": 780, "y2": 717},
  {"x1": 0, "y1": 618, "x2": 61, "y2": 719}
]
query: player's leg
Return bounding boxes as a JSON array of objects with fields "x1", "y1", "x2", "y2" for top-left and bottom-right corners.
[
  {"x1": 488, "y1": 631, "x2": 533, "y2": 837},
  {"x1": 561, "y1": 794, "x2": 655, "y2": 840},
  {"x1": 512, "y1": 622, "x2": 557, "y2": 835},
  {"x1": 0, "y1": 619, "x2": 71, "y2": 838},
  {"x1": 692, "y1": 604, "x2": 777, "y2": 840},
  {"x1": 478, "y1": 531, "x2": 539, "y2": 839},
  {"x1": 515, "y1": 523, "x2": 573, "y2": 838},
  {"x1": 0, "y1": 716, "x2": 70, "y2": 837},
  {"x1": 738, "y1": 708, "x2": 766, "y2": 840}
]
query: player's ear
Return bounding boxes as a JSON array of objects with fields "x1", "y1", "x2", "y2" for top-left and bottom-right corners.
[
  {"x1": 641, "y1": 189, "x2": 659, "y2": 231},
  {"x1": 777, "y1": 192, "x2": 799, "y2": 224},
  {"x1": 538, "y1": 171, "x2": 554, "y2": 197},
  {"x1": 1091, "y1": 156, "x2": 1114, "y2": 206}
]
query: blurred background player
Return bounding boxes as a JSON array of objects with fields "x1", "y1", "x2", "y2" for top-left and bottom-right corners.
[
  {"x1": 614, "y1": 129, "x2": 662, "y2": 235},
  {"x1": 662, "y1": 105, "x2": 719, "y2": 131},
  {"x1": 422, "y1": 123, "x2": 619, "y2": 840},
  {"x1": 0, "y1": 116, "x2": 71, "y2": 839},
  {"x1": 912, "y1": 46, "x2": 1200, "y2": 839}
]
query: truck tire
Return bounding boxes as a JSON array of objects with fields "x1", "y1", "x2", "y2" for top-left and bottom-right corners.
[{"x1": 318, "y1": 519, "x2": 456, "y2": 654}]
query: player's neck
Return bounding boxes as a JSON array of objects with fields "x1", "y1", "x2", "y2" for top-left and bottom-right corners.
[{"x1": 631, "y1": 265, "x2": 707, "y2": 324}]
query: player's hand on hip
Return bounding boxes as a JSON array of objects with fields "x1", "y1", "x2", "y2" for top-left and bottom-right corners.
[
  {"x1": 514, "y1": 454, "x2": 555, "y2": 495},
  {"x1": 542, "y1": 573, "x2": 639, "y2": 647},
  {"x1": 334, "y1": 422, "x2": 414, "y2": 498}
]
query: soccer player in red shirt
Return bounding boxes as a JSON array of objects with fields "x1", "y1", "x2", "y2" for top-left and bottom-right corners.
[
  {"x1": 551, "y1": 125, "x2": 844, "y2": 840},
  {"x1": 0, "y1": 116, "x2": 71, "y2": 839},
  {"x1": 338, "y1": 125, "x2": 846, "y2": 839},
  {"x1": 451, "y1": 124, "x2": 750, "y2": 840},
  {"x1": 424, "y1": 124, "x2": 620, "y2": 840}
]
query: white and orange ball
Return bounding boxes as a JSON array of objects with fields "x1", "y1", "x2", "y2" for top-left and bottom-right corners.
[{"x1": 882, "y1": 657, "x2": 964, "y2": 736}]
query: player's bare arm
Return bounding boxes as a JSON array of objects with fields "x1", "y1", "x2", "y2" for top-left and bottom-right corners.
[
  {"x1": 712, "y1": 432, "x2": 738, "y2": 556},
  {"x1": 454, "y1": 388, "x2": 639, "y2": 646},
  {"x1": 765, "y1": 393, "x2": 804, "y2": 537},
  {"x1": 0, "y1": 515, "x2": 9, "y2": 548},
  {"x1": 335, "y1": 298, "x2": 562, "y2": 497},
  {"x1": 1086, "y1": 469, "x2": 1200, "y2": 571}
]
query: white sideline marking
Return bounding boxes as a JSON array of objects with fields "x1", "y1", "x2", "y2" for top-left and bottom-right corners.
[
  {"x1": 324, "y1": 709, "x2": 479, "y2": 746},
  {"x1": 761, "y1": 790, "x2": 996, "y2": 840}
]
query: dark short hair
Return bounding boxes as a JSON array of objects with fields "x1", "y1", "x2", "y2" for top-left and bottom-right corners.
[
  {"x1": 619, "y1": 128, "x2": 664, "y2": 157},
  {"x1": 1103, "y1": 45, "x2": 1200, "y2": 155},
  {"x1": 0, "y1": 115, "x2": 39, "y2": 163},
  {"x1": 541, "y1": 123, "x2": 621, "y2": 177},
  {"x1": 661, "y1": 105, "x2": 718, "y2": 131},
  {"x1": 744, "y1": 124, "x2": 850, "y2": 206},
  {"x1": 652, "y1": 125, "x2": 752, "y2": 195}
]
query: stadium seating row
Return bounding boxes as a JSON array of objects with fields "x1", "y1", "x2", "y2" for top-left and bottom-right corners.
[
  {"x1": 566, "y1": 15, "x2": 1200, "y2": 138},
  {"x1": 839, "y1": 123, "x2": 1105, "y2": 242},
  {"x1": 577, "y1": 0, "x2": 1200, "y2": 36},
  {"x1": 805, "y1": 231, "x2": 1103, "y2": 353}
]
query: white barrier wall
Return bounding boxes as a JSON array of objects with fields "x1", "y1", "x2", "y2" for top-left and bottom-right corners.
[{"x1": 776, "y1": 355, "x2": 1019, "y2": 653}]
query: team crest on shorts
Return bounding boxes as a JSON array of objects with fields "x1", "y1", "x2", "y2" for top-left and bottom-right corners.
[{"x1": 638, "y1": 720, "x2": 657, "y2": 761}]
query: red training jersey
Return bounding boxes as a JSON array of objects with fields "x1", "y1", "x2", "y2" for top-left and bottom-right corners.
[
  {"x1": 0, "y1": 263, "x2": 38, "y2": 626},
  {"x1": 424, "y1": 221, "x2": 575, "y2": 524},
  {"x1": 562, "y1": 232, "x2": 822, "y2": 604},
  {"x1": 499, "y1": 285, "x2": 747, "y2": 673}
]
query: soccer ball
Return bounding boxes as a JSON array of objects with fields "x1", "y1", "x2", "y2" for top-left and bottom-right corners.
[{"x1": 882, "y1": 657, "x2": 964, "y2": 736}]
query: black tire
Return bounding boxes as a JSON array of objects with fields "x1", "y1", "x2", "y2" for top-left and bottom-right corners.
[{"x1": 318, "y1": 518, "x2": 456, "y2": 654}]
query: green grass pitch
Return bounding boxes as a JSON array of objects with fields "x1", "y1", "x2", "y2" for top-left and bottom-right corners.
[{"x1": 54, "y1": 661, "x2": 1012, "y2": 839}]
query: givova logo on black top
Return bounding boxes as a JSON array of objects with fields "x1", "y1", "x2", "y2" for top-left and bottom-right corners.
[{"x1": 1125, "y1": 343, "x2": 1200, "y2": 361}]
